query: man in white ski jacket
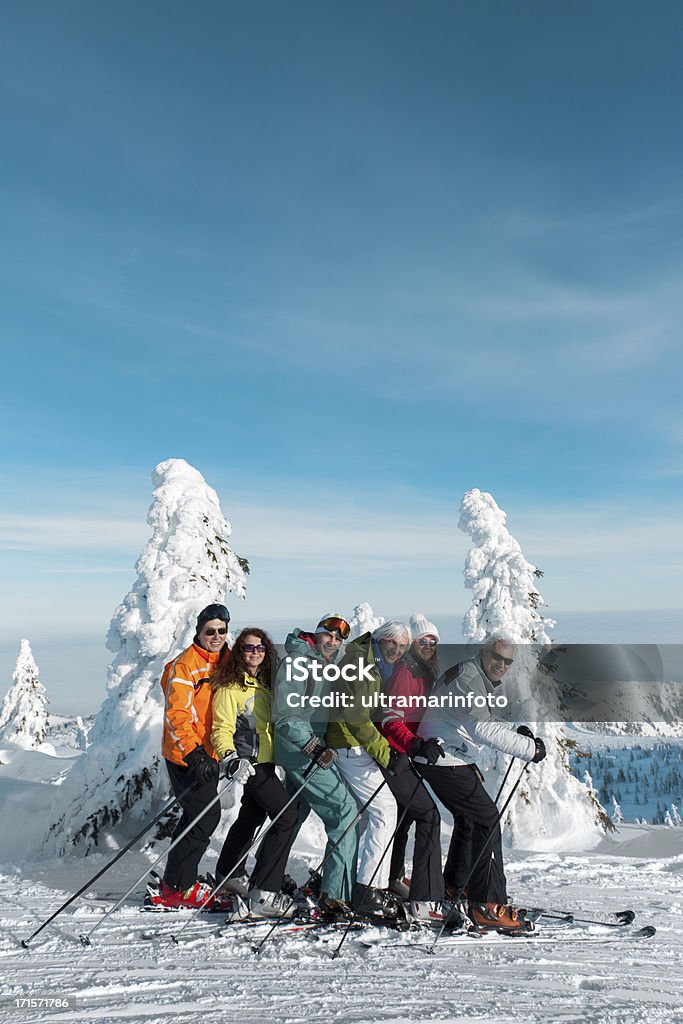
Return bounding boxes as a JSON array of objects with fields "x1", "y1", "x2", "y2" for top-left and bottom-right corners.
[{"x1": 415, "y1": 635, "x2": 546, "y2": 932}]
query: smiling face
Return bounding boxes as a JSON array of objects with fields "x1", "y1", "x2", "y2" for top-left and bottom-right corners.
[
  {"x1": 480, "y1": 640, "x2": 515, "y2": 684},
  {"x1": 378, "y1": 634, "x2": 409, "y2": 665},
  {"x1": 241, "y1": 633, "x2": 266, "y2": 675},
  {"x1": 315, "y1": 630, "x2": 343, "y2": 661},
  {"x1": 414, "y1": 635, "x2": 438, "y2": 662},
  {"x1": 198, "y1": 618, "x2": 228, "y2": 653}
]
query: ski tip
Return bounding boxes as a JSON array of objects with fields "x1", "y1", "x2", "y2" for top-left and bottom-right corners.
[
  {"x1": 635, "y1": 925, "x2": 656, "y2": 939},
  {"x1": 616, "y1": 910, "x2": 636, "y2": 926},
  {"x1": 78, "y1": 934, "x2": 91, "y2": 947}
]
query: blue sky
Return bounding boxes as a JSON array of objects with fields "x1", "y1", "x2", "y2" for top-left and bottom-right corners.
[{"x1": 1, "y1": 0, "x2": 683, "y2": 692}]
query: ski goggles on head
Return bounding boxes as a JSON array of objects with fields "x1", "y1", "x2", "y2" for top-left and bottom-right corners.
[{"x1": 315, "y1": 616, "x2": 351, "y2": 640}]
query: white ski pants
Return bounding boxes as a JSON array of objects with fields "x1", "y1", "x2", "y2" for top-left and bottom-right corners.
[{"x1": 334, "y1": 746, "x2": 398, "y2": 888}]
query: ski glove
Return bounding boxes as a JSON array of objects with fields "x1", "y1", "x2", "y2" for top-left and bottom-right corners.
[
  {"x1": 387, "y1": 750, "x2": 411, "y2": 776},
  {"x1": 412, "y1": 737, "x2": 446, "y2": 765},
  {"x1": 221, "y1": 755, "x2": 256, "y2": 784},
  {"x1": 516, "y1": 725, "x2": 535, "y2": 739},
  {"x1": 185, "y1": 746, "x2": 220, "y2": 786},
  {"x1": 532, "y1": 738, "x2": 547, "y2": 763},
  {"x1": 301, "y1": 736, "x2": 339, "y2": 769}
]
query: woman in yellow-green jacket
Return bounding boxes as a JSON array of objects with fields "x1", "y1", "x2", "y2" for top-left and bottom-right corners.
[{"x1": 211, "y1": 627, "x2": 299, "y2": 918}]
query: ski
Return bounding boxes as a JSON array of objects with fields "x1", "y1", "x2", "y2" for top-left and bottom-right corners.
[{"x1": 359, "y1": 923, "x2": 656, "y2": 950}]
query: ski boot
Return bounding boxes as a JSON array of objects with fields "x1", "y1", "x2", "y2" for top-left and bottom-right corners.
[{"x1": 467, "y1": 902, "x2": 535, "y2": 934}]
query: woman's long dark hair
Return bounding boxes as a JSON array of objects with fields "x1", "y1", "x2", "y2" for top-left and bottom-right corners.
[{"x1": 211, "y1": 627, "x2": 277, "y2": 692}]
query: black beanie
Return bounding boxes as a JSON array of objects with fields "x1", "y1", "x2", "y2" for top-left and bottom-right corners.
[{"x1": 196, "y1": 603, "x2": 231, "y2": 634}]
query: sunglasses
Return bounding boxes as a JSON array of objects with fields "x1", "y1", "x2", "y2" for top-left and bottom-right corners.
[
  {"x1": 417, "y1": 638, "x2": 438, "y2": 648},
  {"x1": 203, "y1": 627, "x2": 228, "y2": 637},
  {"x1": 242, "y1": 643, "x2": 266, "y2": 654},
  {"x1": 317, "y1": 616, "x2": 351, "y2": 640},
  {"x1": 488, "y1": 650, "x2": 514, "y2": 667}
]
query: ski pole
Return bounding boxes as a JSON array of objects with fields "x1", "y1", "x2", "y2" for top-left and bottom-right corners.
[
  {"x1": 78, "y1": 776, "x2": 235, "y2": 946},
  {"x1": 332, "y1": 764, "x2": 427, "y2": 959},
  {"x1": 494, "y1": 756, "x2": 516, "y2": 804},
  {"x1": 170, "y1": 763, "x2": 323, "y2": 944},
  {"x1": 538, "y1": 908, "x2": 635, "y2": 928},
  {"x1": 252, "y1": 772, "x2": 389, "y2": 955},
  {"x1": 21, "y1": 780, "x2": 196, "y2": 948},
  {"x1": 427, "y1": 762, "x2": 530, "y2": 953}
]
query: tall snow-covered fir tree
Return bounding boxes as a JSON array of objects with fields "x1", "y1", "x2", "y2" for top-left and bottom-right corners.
[
  {"x1": 458, "y1": 487, "x2": 609, "y2": 849},
  {"x1": 45, "y1": 458, "x2": 248, "y2": 854},
  {"x1": 347, "y1": 603, "x2": 385, "y2": 640},
  {"x1": 0, "y1": 640, "x2": 49, "y2": 749},
  {"x1": 459, "y1": 488, "x2": 555, "y2": 644}
]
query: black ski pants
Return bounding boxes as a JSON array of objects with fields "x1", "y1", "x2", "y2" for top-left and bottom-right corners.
[
  {"x1": 443, "y1": 814, "x2": 475, "y2": 894},
  {"x1": 418, "y1": 763, "x2": 507, "y2": 904},
  {"x1": 381, "y1": 761, "x2": 444, "y2": 901},
  {"x1": 216, "y1": 763, "x2": 299, "y2": 893},
  {"x1": 164, "y1": 758, "x2": 222, "y2": 892}
]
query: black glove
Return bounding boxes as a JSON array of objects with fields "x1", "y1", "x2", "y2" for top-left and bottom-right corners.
[
  {"x1": 387, "y1": 750, "x2": 411, "y2": 775},
  {"x1": 185, "y1": 746, "x2": 220, "y2": 786},
  {"x1": 412, "y1": 737, "x2": 445, "y2": 765},
  {"x1": 301, "y1": 736, "x2": 339, "y2": 769},
  {"x1": 516, "y1": 725, "x2": 534, "y2": 739},
  {"x1": 532, "y1": 738, "x2": 547, "y2": 763}
]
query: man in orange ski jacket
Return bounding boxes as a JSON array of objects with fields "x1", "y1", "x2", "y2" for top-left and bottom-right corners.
[{"x1": 155, "y1": 603, "x2": 231, "y2": 910}]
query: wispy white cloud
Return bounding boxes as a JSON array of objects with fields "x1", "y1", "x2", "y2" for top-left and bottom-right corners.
[
  {"x1": 488, "y1": 195, "x2": 683, "y2": 240},
  {"x1": 1, "y1": 474, "x2": 682, "y2": 625},
  {"x1": 0, "y1": 514, "x2": 147, "y2": 554}
]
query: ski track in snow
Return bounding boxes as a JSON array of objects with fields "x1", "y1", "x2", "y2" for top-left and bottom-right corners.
[{"x1": 1, "y1": 845, "x2": 681, "y2": 1024}]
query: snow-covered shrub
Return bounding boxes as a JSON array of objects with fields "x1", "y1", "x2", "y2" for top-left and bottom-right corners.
[{"x1": 347, "y1": 603, "x2": 385, "y2": 640}]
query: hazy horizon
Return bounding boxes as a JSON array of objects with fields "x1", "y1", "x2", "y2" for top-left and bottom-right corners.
[{"x1": 2, "y1": 608, "x2": 681, "y2": 717}]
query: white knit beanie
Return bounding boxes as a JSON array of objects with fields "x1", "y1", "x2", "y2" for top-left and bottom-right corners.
[{"x1": 409, "y1": 613, "x2": 440, "y2": 642}]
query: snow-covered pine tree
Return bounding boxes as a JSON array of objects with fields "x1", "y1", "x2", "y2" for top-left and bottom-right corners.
[
  {"x1": 45, "y1": 459, "x2": 248, "y2": 854},
  {"x1": 74, "y1": 715, "x2": 89, "y2": 751},
  {"x1": 611, "y1": 796, "x2": 624, "y2": 826},
  {"x1": 458, "y1": 488, "x2": 609, "y2": 848},
  {"x1": 459, "y1": 488, "x2": 555, "y2": 644},
  {"x1": 347, "y1": 603, "x2": 385, "y2": 640},
  {"x1": 0, "y1": 640, "x2": 49, "y2": 749}
]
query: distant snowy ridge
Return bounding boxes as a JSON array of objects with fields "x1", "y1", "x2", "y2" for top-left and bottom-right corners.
[{"x1": 44, "y1": 459, "x2": 248, "y2": 854}]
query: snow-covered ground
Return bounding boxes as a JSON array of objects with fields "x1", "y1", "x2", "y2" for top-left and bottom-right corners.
[{"x1": 1, "y1": 747, "x2": 682, "y2": 1024}]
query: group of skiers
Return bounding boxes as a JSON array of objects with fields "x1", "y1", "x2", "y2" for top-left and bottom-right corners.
[{"x1": 153, "y1": 604, "x2": 547, "y2": 933}]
